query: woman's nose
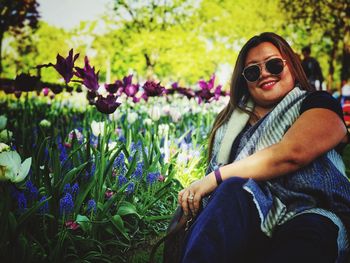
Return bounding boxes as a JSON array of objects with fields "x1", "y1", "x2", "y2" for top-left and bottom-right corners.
[{"x1": 260, "y1": 64, "x2": 270, "y2": 78}]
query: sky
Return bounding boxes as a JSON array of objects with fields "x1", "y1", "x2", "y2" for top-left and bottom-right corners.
[{"x1": 38, "y1": 0, "x2": 113, "y2": 30}]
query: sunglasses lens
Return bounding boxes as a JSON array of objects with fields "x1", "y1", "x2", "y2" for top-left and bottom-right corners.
[
  {"x1": 266, "y1": 58, "x2": 284, "y2": 75},
  {"x1": 243, "y1": 65, "x2": 260, "y2": 82}
]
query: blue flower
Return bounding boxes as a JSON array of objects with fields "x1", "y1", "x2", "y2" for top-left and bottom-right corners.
[
  {"x1": 63, "y1": 183, "x2": 71, "y2": 194},
  {"x1": 126, "y1": 182, "x2": 135, "y2": 195},
  {"x1": 25, "y1": 180, "x2": 39, "y2": 200},
  {"x1": 71, "y1": 183, "x2": 79, "y2": 197},
  {"x1": 118, "y1": 175, "x2": 128, "y2": 187},
  {"x1": 87, "y1": 199, "x2": 96, "y2": 214},
  {"x1": 146, "y1": 172, "x2": 160, "y2": 185},
  {"x1": 114, "y1": 152, "x2": 125, "y2": 169},
  {"x1": 118, "y1": 135, "x2": 126, "y2": 143},
  {"x1": 39, "y1": 195, "x2": 49, "y2": 214},
  {"x1": 17, "y1": 192, "x2": 27, "y2": 213},
  {"x1": 59, "y1": 193, "x2": 74, "y2": 215},
  {"x1": 131, "y1": 162, "x2": 143, "y2": 180}
]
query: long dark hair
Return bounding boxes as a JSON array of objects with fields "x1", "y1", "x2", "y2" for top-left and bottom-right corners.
[{"x1": 207, "y1": 32, "x2": 314, "y2": 161}]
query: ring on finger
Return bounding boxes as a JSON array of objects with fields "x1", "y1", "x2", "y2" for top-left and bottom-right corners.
[{"x1": 188, "y1": 194, "x2": 194, "y2": 201}]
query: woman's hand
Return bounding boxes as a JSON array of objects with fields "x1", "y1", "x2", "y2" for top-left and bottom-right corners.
[{"x1": 178, "y1": 173, "x2": 217, "y2": 217}]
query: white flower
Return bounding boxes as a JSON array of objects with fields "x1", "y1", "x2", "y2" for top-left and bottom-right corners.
[
  {"x1": 0, "y1": 151, "x2": 32, "y2": 183},
  {"x1": 109, "y1": 109, "x2": 121, "y2": 122},
  {"x1": 127, "y1": 112, "x2": 138, "y2": 124},
  {"x1": 143, "y1": 118, "x2": 153, "y2": 126},
  {"x1": 0, "y1": 115, "x2": 7, "y2": 130},
  {"x1": 91, "y1": 120, "x2": 105, "y2": 137},
  {"x1": 161, "y1": 104, "x2": 170, "y2": 116},
  {"x1": 149, "y1": 106, "x2": 161, "y2": 121},
  {"x1": 169, "y1": 108, "x2": 181, "y2": 123},
  {"x1": 0, "y1": 143, "x2": 10, "y2": 153},
  {"x1": 158, "y1": 124, "x2": 169, "y2": 137},
  {"x1": 39, "y1": 119, "x2": 51, "y2": 128}
]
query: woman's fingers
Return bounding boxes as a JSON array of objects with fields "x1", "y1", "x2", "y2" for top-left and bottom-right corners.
[
  {"x1": 192, "y1": 193, "x2": 201, "y2": 215},
  {"x1": 180, "y1": 190, "x2": 191, "y2": 216},
  {"x1": 188, "y1": 192, "x2": 195, "y2": 216}
]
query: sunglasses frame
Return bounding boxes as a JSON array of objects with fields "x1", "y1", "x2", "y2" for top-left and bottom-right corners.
[{"x1": 242, "y1": 58, "x2": 287, "y2": 83}]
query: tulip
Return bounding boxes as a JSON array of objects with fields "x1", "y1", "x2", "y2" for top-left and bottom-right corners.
[
  {"x1": 74, "y1": 56, "x2": 100, "y2": 91},
  {"x1": 95, "y1": 94, "x2": 121, "y2": 114},
  {"x1": 127, "y1": 112, "x2": 138, "y2": 124},
  {"x1": 65, "y1": 220, "x2": 80, "y2": 230},
  {"x1": 38, "y1": 49, "x2": 79, "y2": 84},
  {"x1": 91, "y1": 121, "x2": 105, "y2": 137},
  {"x1": 142, "y1": 80, "x2": 165, "y2": 100},
  {"x1": 149, "y1": 105, "x2": 161, "y2": 121},
  {"x1": 42, "y1": 87, "x2": 50, "y2": 96},
  {"x1": 0, "y1": 151, "x2": 32, "y2": 183},
  {"x1": 39, "y1": 119, "x2": 51, "y2": 128},
  {"x1": 143, "y1": 118, "x2": 152, "y2": 126},
  {"x1": 0, "y1": 143, "x2": 10, "y2": 153}
]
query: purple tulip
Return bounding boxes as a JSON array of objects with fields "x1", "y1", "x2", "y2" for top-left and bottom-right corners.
[
  {"x1": 87, "y1": 90, "x2": 98, "y2": 104},
  {"x1": 42, "y1": 87, "x2": 49, "y2": 96},
  {"x1": 142, "y1": 80, "x2": 165, "y2": 100},
  {"x1": 74, "y1": 56, "x2": 100, "y2": 91},
  {"x1": 169, "y1": 82, "x2": 195, "y2": 99},
  {"x1": 49, "y1": 84, "x2": 64, "y2": 94},
  {"x1": 95, "y1": 94, "x2": 121, "y2": 114},
  {"x1": 105, "y1": 80, "x2": 123, "y2": 94},
  {"x1": 38, "y1": 49, "x2": 79, "y2": 84},
  {"x1": 124, "y1": 83, "x2": 139, "y2": 97},
  {"x1": 196, "y1": 74, "x2": 222, "y2": 103}
]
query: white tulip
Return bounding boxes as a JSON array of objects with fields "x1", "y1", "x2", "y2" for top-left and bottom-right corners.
[
  {"x1": 91, "y1": 120, "x2": 105, "y2": 137},
  {"x1": 0, "y1": 151, "x2": 32, "y2": 183},
  {"x1": 149, "y1": 106, "x2": 161, "y2": 121},
  {"x1": 143, "y1": 118, "x2": 153, "y2": 126},
  {"x1": 127, "y1": 112, "x2": 138, "y2": 124}
]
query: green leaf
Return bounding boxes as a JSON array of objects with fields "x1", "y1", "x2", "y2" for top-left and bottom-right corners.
[
  {"x1": 76, "y1": 214, "x2": 91, "y2": 232},
  {"x1": 117, "y1": 201, "x2": 140, "y2": 218},
  {"x1": 111, "y1": 214, "x2": 129, "y2": 240}
]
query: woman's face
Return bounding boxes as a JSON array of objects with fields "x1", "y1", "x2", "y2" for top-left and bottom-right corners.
[{"x1": 244, "y1": 42, "x2": 295, "y2": 108}]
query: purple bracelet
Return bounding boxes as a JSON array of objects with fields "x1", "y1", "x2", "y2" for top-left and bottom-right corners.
[{"x1": 214, "y1": 168, "x2": 222, "y2": 185}]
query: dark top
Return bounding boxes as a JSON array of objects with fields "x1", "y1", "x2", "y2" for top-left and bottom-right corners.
[{"x1": 228, "y1": 91, "x2": 348, "y2": 163}]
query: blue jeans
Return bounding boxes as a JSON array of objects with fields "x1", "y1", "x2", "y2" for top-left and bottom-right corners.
[{"x1": 181, "y1": 177, "x2": 338, "y2": 263}]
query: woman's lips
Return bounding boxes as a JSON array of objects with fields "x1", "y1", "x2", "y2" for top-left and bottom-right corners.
[{"x1": 260, "y1": 81, "x2": 277, "y2": 90}]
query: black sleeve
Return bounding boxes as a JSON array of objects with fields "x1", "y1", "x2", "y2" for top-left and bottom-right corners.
[{"x1": 300, "y1": 91, "x2": 344, "y2": 120}]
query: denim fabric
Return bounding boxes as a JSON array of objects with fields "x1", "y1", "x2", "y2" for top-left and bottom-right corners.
[{"x1": 181, "y1": 177, "x2": 338, "y2": 263}]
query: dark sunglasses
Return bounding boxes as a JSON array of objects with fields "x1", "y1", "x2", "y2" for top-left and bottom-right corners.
[{"x1": 242, "y1": 58, "x2": 287, "y2": 82}]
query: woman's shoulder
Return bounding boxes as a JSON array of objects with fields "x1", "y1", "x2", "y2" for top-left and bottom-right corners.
[{"x1": 300, "y1": 90, "x2": 343, "y2": 119}]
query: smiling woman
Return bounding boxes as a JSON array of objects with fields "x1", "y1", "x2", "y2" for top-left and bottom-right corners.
[{"x1": 177, "y1": 32, "x2": 350, "y2": 263}]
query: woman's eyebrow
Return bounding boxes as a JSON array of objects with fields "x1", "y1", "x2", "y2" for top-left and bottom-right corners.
[{"x1": 245, "y1": 54, "x2": 280, "y2": 65}]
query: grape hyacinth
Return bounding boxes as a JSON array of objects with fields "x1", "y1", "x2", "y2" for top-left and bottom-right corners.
[
  {"x1": 87, "y1": 199, "x2": 96, "y2": 214},
  {"x1": 59, "y1": 193, "x2": 74, "y2": 216}
]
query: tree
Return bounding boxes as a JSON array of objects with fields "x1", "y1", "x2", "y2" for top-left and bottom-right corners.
[
  {"x1": 0, "y1": 0, "x2": 40, "y2": 74},
  {"x1": 280, "y1": 0, "x2": 350, "y2": 87}
]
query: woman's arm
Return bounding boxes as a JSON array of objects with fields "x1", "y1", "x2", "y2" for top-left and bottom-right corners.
[{"x1": 179, "y1": 108, "x2": 348, "y2": 216}]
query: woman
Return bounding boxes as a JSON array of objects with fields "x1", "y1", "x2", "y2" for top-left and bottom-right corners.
[{"x1": 178, "y1": 32, "x2": 350, "y2": 263}]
